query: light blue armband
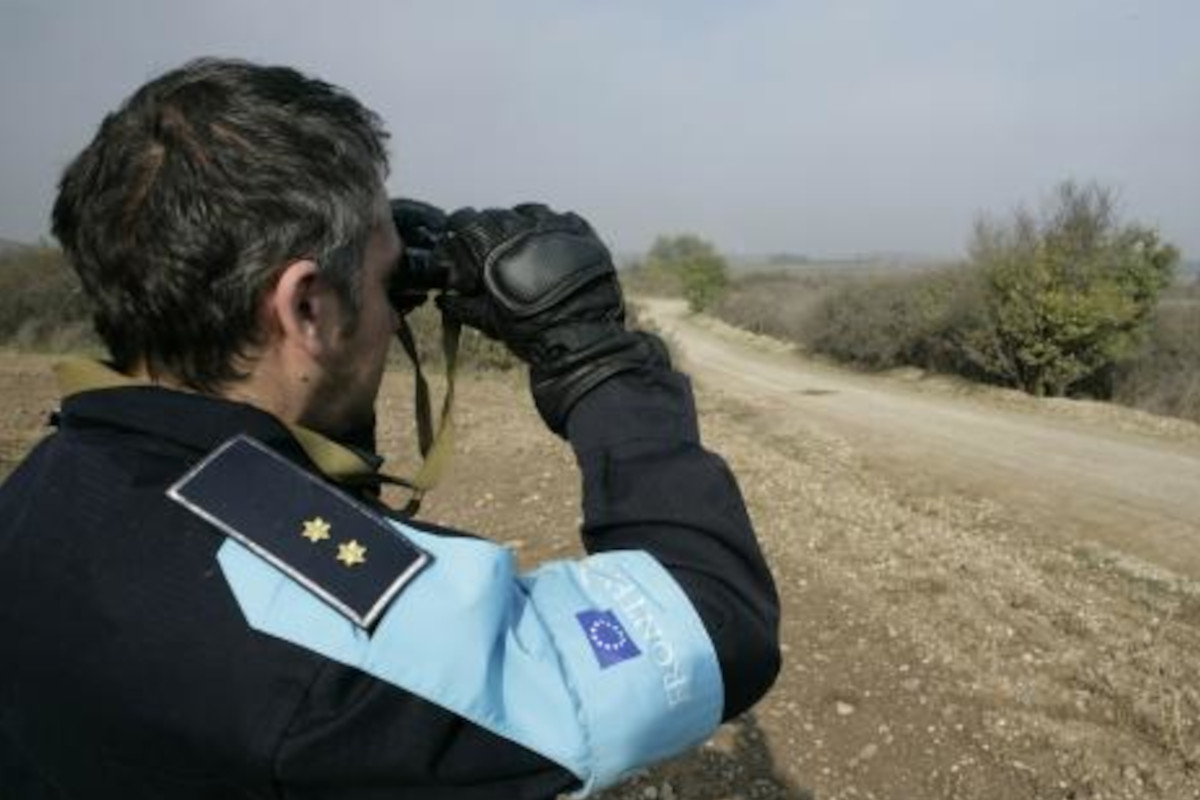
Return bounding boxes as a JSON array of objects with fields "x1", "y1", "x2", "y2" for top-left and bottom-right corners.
[{"x1": 218, "y1": 522, "x2": 723, "y2": 794}]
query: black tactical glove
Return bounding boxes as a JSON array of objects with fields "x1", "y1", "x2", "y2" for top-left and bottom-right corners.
[{"x1": 435, "y1": 204, "x2": 670, "y2": 435}]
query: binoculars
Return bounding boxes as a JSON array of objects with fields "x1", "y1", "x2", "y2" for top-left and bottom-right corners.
[{"x1": 387, "y1": 197, "x2": 453, "y2": 312}]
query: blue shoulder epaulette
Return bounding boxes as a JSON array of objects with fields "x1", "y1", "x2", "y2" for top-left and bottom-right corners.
[{"x1": 167, "y1": 435, "x2": 429, "y2": 629}]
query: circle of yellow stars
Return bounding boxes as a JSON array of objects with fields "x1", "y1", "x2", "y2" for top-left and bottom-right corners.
[{"x1": 300, "y1": 516, "x2": 367, "y2": 568}]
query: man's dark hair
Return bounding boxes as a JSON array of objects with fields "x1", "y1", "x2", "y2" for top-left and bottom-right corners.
[{"x1": 52, "y1": 58, "x2": 390, "y2": 391}]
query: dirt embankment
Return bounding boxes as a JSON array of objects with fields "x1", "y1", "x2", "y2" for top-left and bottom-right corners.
[{"x1": 3, "y1": 334, "x2": 1199, "y2": 799}]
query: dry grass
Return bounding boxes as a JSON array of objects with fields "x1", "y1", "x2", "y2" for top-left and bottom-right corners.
[
  {"x1": 0, "y1": 246, "x2": 95, "y2": 352},
  {"x1": 713, "y1": 269, "x2": 1200, "y2": 424},
  {"x1": 391, "y1": 302, "x2": 518, "y2": 371},
  {"x1": 1113, "y1": 292, "x2": 1200, "y2": 422}
]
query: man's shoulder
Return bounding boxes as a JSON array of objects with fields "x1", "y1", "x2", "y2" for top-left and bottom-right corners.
[
  {"x1": 0, "y1": 430, "x2": 57, "y2": 487},
  {"x1": 1, "y1": 420, "x2": 186, "y2": 497}
]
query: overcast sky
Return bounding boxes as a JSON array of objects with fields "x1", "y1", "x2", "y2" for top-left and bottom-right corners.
[{"x1": 2, "y1": 0, "x2": 1197, "y2": 259}]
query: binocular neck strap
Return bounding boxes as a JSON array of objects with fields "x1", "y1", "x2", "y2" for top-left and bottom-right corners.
[{"x1": 392, "y1": 311, "x2": 460, "y2": 517}]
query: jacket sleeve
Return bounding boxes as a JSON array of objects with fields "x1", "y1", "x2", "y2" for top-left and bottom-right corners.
[
  {"x1": 566, "y1": 367, "x2": 782, "y2": 720},
  {"x1": 227, "y1": 369, "x2": 778, "y2": 796}
]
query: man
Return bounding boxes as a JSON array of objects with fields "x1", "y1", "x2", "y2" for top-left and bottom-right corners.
[{"x1": 0, "y1": 58, "x2": 779, "y2": 798}]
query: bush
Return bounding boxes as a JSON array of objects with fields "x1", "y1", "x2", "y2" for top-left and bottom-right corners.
[
  {"x1": 644, "y1": 234, "x2": 730, "y2": 312},
  {"x1": 801, "y1": 266, "x2": 988, "y2": 376},
  {"x1": 710, "y1": 248, "x2": 1199, "y2": 424},
  {"x1": 0, "y1": 246, "x2": 96, "y2": 351},
  {"x1": 1112, "y1": 301, "x2": 1200, "y2": 422},
  {"x1": 711, "y1": 265, "x2": 990, "y2": 376},
  {"x1": 713, "y1": 271, "x2": 839, "y2": 342},
  {"x1": 965, "y1": 182, "x2": 1178, "y2": 397}
]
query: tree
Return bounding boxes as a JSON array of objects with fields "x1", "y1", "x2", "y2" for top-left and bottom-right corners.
[
  {"x1": 645, "y1": 234, "x2": 730, "y2": 312},
  {"x1": 964, "y1": 181, "x2": 1179, "y2": 397}
]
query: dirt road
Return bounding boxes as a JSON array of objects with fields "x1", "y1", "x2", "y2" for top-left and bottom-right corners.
[
  {"x1": 614, "y1": 299, "x2": 1200, "y2": 799},
  {"x1": 638, "y1": 298, "x2": 1200, "y2": 579}
]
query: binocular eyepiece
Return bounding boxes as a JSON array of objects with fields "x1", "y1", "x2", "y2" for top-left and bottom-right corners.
[
  {"x1": 397, "y1": 246, "x2": 449, "y2": 291},
  {"x1": 388, "y1": 198, "x2": 452, "y2": 311}
]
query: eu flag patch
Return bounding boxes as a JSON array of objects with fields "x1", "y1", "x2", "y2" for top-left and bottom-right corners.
[
  {"x1": 167, "y1": 435, "x2": 429, "y2": 629},
  {"x1": 577, "y1": 609, "x2": 642, "y2": 669}
]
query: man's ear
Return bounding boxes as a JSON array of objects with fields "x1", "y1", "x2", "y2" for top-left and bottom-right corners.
[{"x1": 267, "y1": 259, "x2": 342, "y2": 356}]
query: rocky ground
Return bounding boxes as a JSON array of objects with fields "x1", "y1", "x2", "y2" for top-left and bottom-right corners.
[{"x1": 3, "y1": 340, "x2": 1199, "y2": 799}]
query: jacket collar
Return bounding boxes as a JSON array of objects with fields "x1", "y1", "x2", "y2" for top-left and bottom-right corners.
[{"x1": 53, "y1": 358, "x2": 384, "y2": 488}]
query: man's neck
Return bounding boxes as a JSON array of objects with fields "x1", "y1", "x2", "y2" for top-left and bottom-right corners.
[
  {"x1": 123, "y1": 357, "x2": 311, "y2": 429},
  {"x1": 57, "y1": 357, "x2": 381, "y2": 483}
]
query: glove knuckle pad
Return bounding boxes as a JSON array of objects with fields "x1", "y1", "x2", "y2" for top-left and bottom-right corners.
[{"x1": 486, "y1": 232, "x2": 613, "y2": 316}]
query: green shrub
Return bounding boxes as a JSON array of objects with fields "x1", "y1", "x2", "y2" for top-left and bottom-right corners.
[
  {"x1": 965, "y1": 182, "x2": 1178, "y2": 397},
  {"x1": 644, "y1": 234, "x2": 730, "y2": 312}
]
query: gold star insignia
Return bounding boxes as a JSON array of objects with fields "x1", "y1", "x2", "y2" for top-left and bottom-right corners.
[
  {"x1": 336, "y1": 539, "x2": 368, "y2": 567},
  {"x1": 301, "y1": 517, "x2": 332, "y2": 543}
]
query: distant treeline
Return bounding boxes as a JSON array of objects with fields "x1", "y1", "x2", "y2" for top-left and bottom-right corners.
[
  {"x1": 711, "y1": 184, "x2": 1199, "y2": 423},
  {"x1": 0, "y1": 246, "x2": 96, "y2": 352},
  {"x1": 6, "y1": 180, "x2": 1195, "y2": 423},
  {"x1": 715, "y1": 268, "x2": 1199, "y2": 420}
]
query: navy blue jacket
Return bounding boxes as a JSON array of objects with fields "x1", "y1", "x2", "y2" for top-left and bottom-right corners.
[{"x1": 0, "y1": 367, "x2": 779, "y2": 799}]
